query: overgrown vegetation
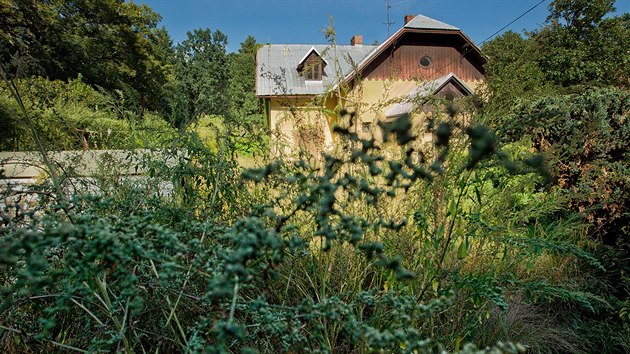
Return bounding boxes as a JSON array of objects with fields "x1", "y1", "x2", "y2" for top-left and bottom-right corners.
[
  {"x1": 0, "y1": 0, "x2": 628, "y2": 352},
  {"x1": 480, "y1": 0, "x2": 629, "y2": 350},
  {"x1": 1, "y1": 0, "x2": 265, "y2": 152},
  {"x1": 0, "y1": 76, "x2": 176, "y2": 151}
]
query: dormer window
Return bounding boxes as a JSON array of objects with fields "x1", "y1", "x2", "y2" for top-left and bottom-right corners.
[
  {"x1": 305, "y1": 61, "x2": 322, "y2": 80},
  {"x1": 297, "y1": 47, "x2": 327, "y2": 81}
]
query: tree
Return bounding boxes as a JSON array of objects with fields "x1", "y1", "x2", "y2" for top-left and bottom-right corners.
[
  {"x1": 548, "y1": 0, "x2": 616, "y2": 33},
  {"x1": 482, "y1": 0, "x2": 629, "y2": 117},
  {"x1": 0, "y1": 0, "x2": 172, "y2": 114},
  {"x1": 482, "y1": 31, "x2": 551, "y2": 115},
  {"x1": 146, "y1": 26, "x2": 176, "y2": 115},
  {"x1": 481, "y1": 0, "x2": 630, "y2": 251},
  {"x1": 226, "y1": 35, "x2": 267, "y2": 150},
  {"x1": 227, "y1": 35, "x2": 261, "y2": 124},
  {"x1": 168, "y1": 28, "x2": 230, "y2": 129},
  {"x1": 536, "y1": 0, "x2": 629, "y2": 87}
]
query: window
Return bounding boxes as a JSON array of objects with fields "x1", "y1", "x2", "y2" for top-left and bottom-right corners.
[
  {"x1": 304, "y1": 61, "x2": 322, "y2": 81},
  {"x1": 419, "y1": 55, "x2": 433, "y2": 69},
  {"x1": 305, "y1": 62, "x2": 322, "y2": 80},
  {"x1": 361, "y1": 122, "x2": 371, "y2": 133}
]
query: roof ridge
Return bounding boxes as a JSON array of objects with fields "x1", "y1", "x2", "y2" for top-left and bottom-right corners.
[
  {"x1": 404, "y1": 13, "x2": 459, "y2": 30},
  {"x1": 261, "y1": 43, "x2": 378, "y2": 47}
]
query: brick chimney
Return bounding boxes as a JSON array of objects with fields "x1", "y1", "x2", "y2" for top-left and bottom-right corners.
[
  {"x1": 404, "y1": 15, "x2": 415, "y2": 25},
  {"x1": 350, "y1": 35, "x2": 363, "y2": 46}
]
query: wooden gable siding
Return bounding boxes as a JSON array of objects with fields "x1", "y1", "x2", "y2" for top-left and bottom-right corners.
[
  {"x1": 362, "y1": 33, "x2": 484, "y2": 81},
  {"x1": 303, "y1": 52, "x2": 321, "y2": 66}
]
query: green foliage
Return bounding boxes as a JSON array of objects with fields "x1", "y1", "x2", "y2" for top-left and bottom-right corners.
[
  {"x1": 228, "y1": 35, "x2": 262, "y2": 123},
  {"x1": 536, "y1": 9, "x2": 630, "y2": 88},
  {"x1": 1, "y1": 1, "x2": 267, "y2": 151},
  {"x1": 500, "y1": 87, "x2": 629, "y2": 243},
  {"x1": 493, "y1": 88, "x2": 630, "y2": 352},
  {"x1": 0, "y1": 0, "x2": 171, "y2": 113},
  {"x1": 167, "y1": 28, "x2": 230, "y2": 130},
  {"x1": 0, "y1": 77, "x2": 177, "y2": 150},
  {"x1": 0, "y1": 0, "x2": 625, "y2": 351},
  {"x1": 1, "y1": 92, "x2": 601, "y2": 352},
  {"x1": 227, "y1": 36, "x2": 268, "y2": 154},
  {"x1": 481, "y1": 2, "x2": 629, "y2": 349},
  {"x1": 482, "y1": 0, "x2": 629, "y2": 113},
  {"x1": 481, "y1": 31, "x2": 551, "y2": 112},
  {"x1": 548, "y1": 0, "x2": 616, "y2": 34}
]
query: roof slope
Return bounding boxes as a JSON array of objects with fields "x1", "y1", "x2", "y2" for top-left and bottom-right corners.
[
  {"x1": 256, "y1": 44, "x2": 376, "y2": 96},
  {"x1": 385, "y1": 73, "x2": 473, "y2": 117},
  {"x1": 404, "y1": 14, "x2": 459, "y2": 31}
]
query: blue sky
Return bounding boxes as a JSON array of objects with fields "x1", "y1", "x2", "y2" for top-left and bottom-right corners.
[{"x1": 140, "y1": 0, "x2": 629, "y2": 52}]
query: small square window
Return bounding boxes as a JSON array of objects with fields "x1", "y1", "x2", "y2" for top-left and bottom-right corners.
[{"x1": 361, "y1": 122, "x2": 371, "y2": 133}]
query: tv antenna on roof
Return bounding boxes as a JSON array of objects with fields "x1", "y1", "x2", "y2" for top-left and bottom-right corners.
[{"x1": 384, "y1": 0, "x2": 394, "y2": 36}]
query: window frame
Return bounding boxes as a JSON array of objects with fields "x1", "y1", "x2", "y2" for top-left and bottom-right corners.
[
  {"x1": 419, "y1": 55, "x2": 433, "y2": 69},
  {"x1": 305, "y1": 61, "x2": 322, "y2": 81}
]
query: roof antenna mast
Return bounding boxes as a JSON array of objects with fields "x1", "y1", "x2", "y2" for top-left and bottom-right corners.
[{"x1": 384, "y1": 0, "x2": 394, "y2": 36}]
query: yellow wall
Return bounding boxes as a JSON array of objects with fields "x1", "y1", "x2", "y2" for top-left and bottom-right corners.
[
  {"x1": 267, "y1": 79, "x2": 484, "y2": 156},
  {"x1": 345, "y1": 78, "x2": 483, "y2": 142},
  {"x1": 269, "y1": 97, "x2": 335, "y2": 157}
]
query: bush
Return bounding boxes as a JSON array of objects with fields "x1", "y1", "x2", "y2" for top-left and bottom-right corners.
[
  {"x1": 0, "y1": 97, "x2": 607, "y2": 352},
  {"x1": 0, "y1": 77, "x2": 177, "y2": 151}
]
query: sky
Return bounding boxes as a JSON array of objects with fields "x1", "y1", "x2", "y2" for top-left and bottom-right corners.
[{"x1": 140, "y1": 0, "x2": 629, "y2": 52}]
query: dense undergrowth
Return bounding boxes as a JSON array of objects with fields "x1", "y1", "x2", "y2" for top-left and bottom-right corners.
[
  {"x1": 2, "y1": 86, "x2": 626, "y2": 352},
  {"x1": 0, "y1": 77, "x2": 177, "y2": 151}
]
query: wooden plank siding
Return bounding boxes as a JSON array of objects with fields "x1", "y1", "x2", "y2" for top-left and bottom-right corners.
[{"x1": 362, "y1": 33, "x2": 484, "y2": 82}]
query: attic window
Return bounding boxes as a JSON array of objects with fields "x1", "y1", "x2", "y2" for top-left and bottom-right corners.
[
  {"x1": 297, "y1": 47, "x2": 326, "y2": 81},
  {"x1": 419, "y1": 55, "x2": 433, "y2": 69},
  {"x1": 304, "y1": 61, "x2": 322, "y2": 81}
]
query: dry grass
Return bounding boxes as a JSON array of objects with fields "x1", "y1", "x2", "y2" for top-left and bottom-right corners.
[{"x1": 475, "y1": 294, "x2": 583, "y2": 353}]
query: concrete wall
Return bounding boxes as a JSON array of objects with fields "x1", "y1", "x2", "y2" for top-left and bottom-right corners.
[
  {"x1": 0, "y1": 150, "x2": 177, "y2": 224},
  {"x1": 0, "y1": 150, "x2": 166, "y2": 179}
]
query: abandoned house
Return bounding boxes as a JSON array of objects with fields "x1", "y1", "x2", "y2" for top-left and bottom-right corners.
[{"x1": 256, "y1": 14, "x2": 487, "y2": 156}]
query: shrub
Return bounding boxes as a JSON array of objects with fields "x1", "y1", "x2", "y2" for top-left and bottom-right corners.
[
  {"x1": 0, "y1": 97, "x2": 605, "y2": 352},
  {"x1": 0, "y1": 77, "x2": 177, "y2": 151}
]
